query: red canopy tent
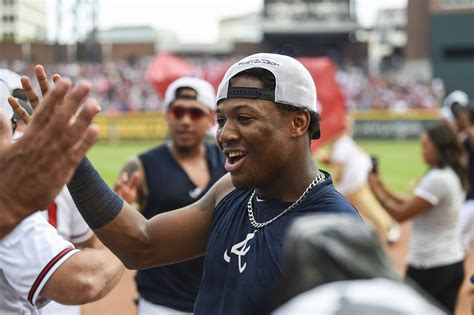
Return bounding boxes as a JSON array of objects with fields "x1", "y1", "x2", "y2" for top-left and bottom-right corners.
[
  {"x1": 200, "y1": 60, "x2": 234, "y2": 91},
  {"x1": 145, "y1": 53, "x2": 195, "y2": 97},
  {"x1": 298, "y1": 57, "x2": 347, "y2": 151}
]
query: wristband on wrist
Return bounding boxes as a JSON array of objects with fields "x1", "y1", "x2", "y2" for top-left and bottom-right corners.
[{"x1": 68, "y1": 157, "x2": 124, "y2": 229}]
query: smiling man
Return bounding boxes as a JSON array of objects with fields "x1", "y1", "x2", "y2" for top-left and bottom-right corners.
[{"x1": 65, "y1": 53, "x2": 360, "y2": 314}]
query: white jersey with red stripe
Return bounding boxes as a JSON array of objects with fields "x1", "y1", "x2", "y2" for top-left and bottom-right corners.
[
  {"x1": 40, "y1": 186, "x2": 93, "y2": 245},
  {"x1": 38, "y1": 186, "x2": 93, "y2": 315},
  {"x1": 0, "y1": 212, "x2": 79, "y2": 314}
]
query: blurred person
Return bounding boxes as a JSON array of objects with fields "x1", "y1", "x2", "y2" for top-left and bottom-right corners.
[
  {"x1": 443, "y1": 92, "x2": 474, "y2": 248},
  {"x1": 9, "y1": 69, "x2": 111, "y2": 315},
  {"x1": 440, "y1": 91, "x2": 474, "y2": 287},
  {"x1": 26, "y1": 53, "x2": 364, "y2": 314},
  {"x1": 113, "y1": 77, "x2": 226, "y2": 314},
  {"x1": 318, "y1": 114, "x2": 400, "y2": 244},
  {"x1": 38, "y1": 188, "x2": 104, "y2": 315},
  {"x1": 0, "y1": 68, "x2": 124, "y2": 314},
  {"x1": 272, "y1": 214, "x2": 445, "y2": 314},
  {"x1": 441, "y1": 90, "x2": 470, "y2": 134},
  {"x1": 368, "y1": 121, "x2": 467, "y2": 313},
  {"x1": 458, "y1": 103, "x2": 474, "y2": 252}
]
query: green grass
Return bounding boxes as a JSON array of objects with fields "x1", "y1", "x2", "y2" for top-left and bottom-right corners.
[
  {"x1": 89, "y1": 139, "x2": 427, "y2": 194},
  {"x1": 358, "y1": 140, "x2": 426, "y2": 193},
  {"x1": 88, "y1": 141, "x2": 157, "y2": 186}
]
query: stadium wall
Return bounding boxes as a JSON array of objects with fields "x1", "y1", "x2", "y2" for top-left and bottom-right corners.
[
  {"x1": 352, "y1": 109, "x2": 439, "y2": 140},
  {"x1": 93, "y1": 109, "x2": 440, "y2": 142}
]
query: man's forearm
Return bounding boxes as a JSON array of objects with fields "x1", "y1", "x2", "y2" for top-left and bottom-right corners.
[
  {"x1": 80, "y1": 246, "x2": 125, "y2": 302},
  {"x1": 67, "y1": 157, "x2": 153, "y2": 268},
  {"x1": 42, "y1": 246, "x2": 125, "y2": 305}
]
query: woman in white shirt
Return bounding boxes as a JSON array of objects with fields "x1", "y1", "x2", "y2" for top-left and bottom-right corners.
[{"x1": 368, "y1": 122, "x2": 468, "y2": 314}]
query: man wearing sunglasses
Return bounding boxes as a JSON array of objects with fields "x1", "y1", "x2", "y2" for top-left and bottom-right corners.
[{"x1": 113, "y1": 77, "x2": 226, "y2": 314}]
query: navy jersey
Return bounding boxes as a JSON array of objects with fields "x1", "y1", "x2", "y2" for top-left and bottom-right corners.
[
  {"x1": 137, "y1": 143, "x2": 226, "y2": 311},
  {"x1": 194, "y1": 171, "x2": 360, "y2": 315}
]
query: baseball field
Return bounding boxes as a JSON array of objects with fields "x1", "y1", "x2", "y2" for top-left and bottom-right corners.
[
  {"x1": 89, "y1": 139, "x2": 425, "y2": 192},
  {"x1": 83, "y1": 139, "x2": 472, "y2": 315}
]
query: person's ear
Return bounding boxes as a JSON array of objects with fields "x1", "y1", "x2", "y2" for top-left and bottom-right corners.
[{"x1": 290, "y1": 110, "x2": 311, "y2": 138}]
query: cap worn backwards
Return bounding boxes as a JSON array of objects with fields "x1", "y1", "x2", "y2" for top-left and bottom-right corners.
[
  {"x1": 441, "y1": 90, "x2": 469, "y2": 122},
  {"x1": 163, "y1": 77, "x2": 216, "y2": 111},
  {"x1": 216, "y1": 53, "x2": 318, "y2": 115}
]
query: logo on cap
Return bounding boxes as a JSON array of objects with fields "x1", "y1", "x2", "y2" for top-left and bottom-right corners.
[{"x1": 237, "y1": 58, "x2": 280, "y2": 67}]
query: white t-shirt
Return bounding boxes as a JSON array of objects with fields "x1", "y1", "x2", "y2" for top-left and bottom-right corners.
[
  {"x1": 410, "y1": 167, "x2": 465, "y2": 268},
  {"x1": 0, "y1": 212, "x2": 79, "y2": 315},
  {"x1": 331, "y1": 135, "x2": 372, "y2": 195},
  {"x1": 39, "y1": 187, "x2": 93, "y2": 315}
]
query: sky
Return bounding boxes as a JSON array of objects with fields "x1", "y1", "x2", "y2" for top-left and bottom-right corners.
[{"x1": 48, "y1": 0, "x2": 407, "y2": 44}]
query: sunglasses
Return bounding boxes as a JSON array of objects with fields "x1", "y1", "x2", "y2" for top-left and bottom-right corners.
[{"x1": 169, "y1": 106, "x2": 208, "y2": 120}]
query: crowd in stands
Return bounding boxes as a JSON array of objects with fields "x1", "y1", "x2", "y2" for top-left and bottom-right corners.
[
  {"x1": 1, "y1": 58, "x2": 445, "y2": 113},
  {"x1": 336, "y1": 65, "x2": 445, "y2": 112}
]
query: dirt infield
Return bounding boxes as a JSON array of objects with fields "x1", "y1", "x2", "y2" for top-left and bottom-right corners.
[{"x1": 82, "y1": 223, "x2": 473, "y2": 315}]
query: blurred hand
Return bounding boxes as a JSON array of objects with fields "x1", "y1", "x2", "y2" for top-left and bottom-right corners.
[
  {"x1": 367, "y1": 172, "x2": 381, "y2": 192},
  {"x1": 0, "y1": 78, "x2": 100, "y2": 238},
  {"x1": 8, "y1": 65, "x2": 62, "y2": 124},
  {"x1": 114, "y1": 171, "x2": 142, "y2": 205}
]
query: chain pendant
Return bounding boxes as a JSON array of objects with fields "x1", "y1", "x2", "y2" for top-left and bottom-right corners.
[{"x1": 247, "y1": 172, "x2": 325, "y2": 230}]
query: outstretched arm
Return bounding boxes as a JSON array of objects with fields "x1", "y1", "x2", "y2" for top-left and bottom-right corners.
[
  {"x1": 368, "y1": 172, "x2": 432, "y2": 222},
  {"x1": 69, "y1": 157, "x2": 234, "y2": 269}
]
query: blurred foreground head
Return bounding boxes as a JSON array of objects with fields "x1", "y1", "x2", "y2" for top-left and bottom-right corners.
[
  {"x1": 274, "y1": 214, "x2": 399, "y2": 307},
  {"x1": 272, "y1": 214, "x2": 445, "y2": 314}
]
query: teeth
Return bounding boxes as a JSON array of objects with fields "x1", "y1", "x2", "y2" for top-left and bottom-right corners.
[{"x1": 228, "y1": 151, "x2": 244, "y2": 158}]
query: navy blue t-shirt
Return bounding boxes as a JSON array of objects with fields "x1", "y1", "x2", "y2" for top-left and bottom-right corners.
[
  {"x1": 136, "y1": 143, "x2": 226, "y2": 311},
  {"x1": 194, "y1": 171, "x2": 360, "y2": 314}
]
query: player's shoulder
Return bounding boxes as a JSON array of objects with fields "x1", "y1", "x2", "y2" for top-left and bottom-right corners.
[{"x1": 1, "y1": 212, "x2": 48, "y2": 243}]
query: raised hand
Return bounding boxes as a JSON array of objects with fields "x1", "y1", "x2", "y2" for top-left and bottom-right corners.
[
  {"x1": 114, "y1": 171, "x2": 142, "y2": 205},
  {"x1": 8, "y1": 65, "x2": 62, "y2": 124},
  {"x1": 0, "y1": 78, "x2": 100, "y2": 238}
]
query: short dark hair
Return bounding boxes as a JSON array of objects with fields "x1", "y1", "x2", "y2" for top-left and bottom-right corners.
[
  {"x1": 425, "y1": 121, "x2": 469, "y2": 192},
  {"x1": 451, "y1": 102, "x2": 468, "y2": 119},
  {"x1": 230, "y1": 68, "x2": 320, "y2": 140}
]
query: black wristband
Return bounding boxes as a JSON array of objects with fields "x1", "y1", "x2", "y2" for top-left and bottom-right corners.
[{"x1": 68, "y1": 157, "x2": 124, "y2": 229}]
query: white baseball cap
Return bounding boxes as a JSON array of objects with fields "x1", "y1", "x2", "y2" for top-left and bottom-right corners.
[
  {"x1": 0, "y1": 68, "x2": 23, "y2": 119},
  {"x1": 216, "y1": 53, "x2": 318, "y2": 115},
  {"x1": 163, "y1": 77, "x2": 216, "y2": 111},
  {"x1": 441, "y1": 90, "x2": 469, "y2": 122}
]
